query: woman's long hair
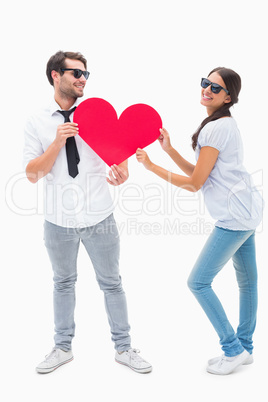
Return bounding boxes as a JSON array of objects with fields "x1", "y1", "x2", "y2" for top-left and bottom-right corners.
[{"x1": 191, "y1": 67, "x2": 242, "y2": 150}]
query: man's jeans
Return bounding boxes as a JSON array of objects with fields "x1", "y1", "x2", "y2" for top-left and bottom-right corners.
[
  {"x1": 44, "y1": 214, "x2": 131, "y2": 352},
  {"x1": 188, "y1": 227, "x2": 258, "y2": 357}
]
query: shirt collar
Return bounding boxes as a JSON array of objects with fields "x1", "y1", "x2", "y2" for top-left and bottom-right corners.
[{"x1": 50, "y1": 98, "x2": 80, "y2": 116}]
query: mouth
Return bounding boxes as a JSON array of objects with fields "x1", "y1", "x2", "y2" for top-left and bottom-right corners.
[
  {"x1": 74, "y1": 84, "x2": 85, "y2": 90},
  {"x1": 202, "y1": 93, "x2": 213, "y2": 101}
]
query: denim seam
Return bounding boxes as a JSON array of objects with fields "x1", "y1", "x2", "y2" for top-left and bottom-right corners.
[{"x1": 235, "y1": 246, "x2": 253, "y2": 344}]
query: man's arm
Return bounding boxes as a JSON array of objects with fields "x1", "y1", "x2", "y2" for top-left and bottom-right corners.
[
  {"x1": 26, "y1": 142, "x2": 61, "y2": 183},
  {"x1": 26, "y1": 122, "x2": 79, "y2": 183}
]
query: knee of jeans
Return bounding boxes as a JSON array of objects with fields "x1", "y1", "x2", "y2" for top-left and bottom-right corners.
[
  {"x1": 54, "y1": 272, "x2": 77, "y2": 291},
  {"x1": 187, "y1": 275, "x2": 210, "y2": 293},
  {"x1": 187, "y1": 276, "x2": 196, "y2": 292},
  {"x1": 97, "y1": 275, "x2": 123, "y2": 293}
]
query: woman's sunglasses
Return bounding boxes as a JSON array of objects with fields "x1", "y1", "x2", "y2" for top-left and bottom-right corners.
[
  {"x1": 61, "y1": 68, "x2": 90, "y2": 80},
  {"x1": 201, "y1": 78, "x2": 230, "y2": 95}
]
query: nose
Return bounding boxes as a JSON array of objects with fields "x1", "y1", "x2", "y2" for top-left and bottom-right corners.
[
  {"x1": 79, "y1": 75, "x2": 87, "y2": 83},
  {"x1": 204, "y1": 84, "x2": 212, "y2": 95}
]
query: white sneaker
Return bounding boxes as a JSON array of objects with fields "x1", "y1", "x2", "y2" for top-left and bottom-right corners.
[
  {"x1": 208, "y1": 352, "x2": 253, "y2": 366},
  {"x1": 36, "y1": 348, "x2": 74, "y2": 374},
  {"x1": 115, "y1": 348, "x2": 152, "y2": 373},
  {"x1": 207, "y1": 350, "x2": 250, "y2": 375}
]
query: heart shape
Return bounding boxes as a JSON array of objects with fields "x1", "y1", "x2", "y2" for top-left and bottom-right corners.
[{"x1": 73, "y1": 98, "x2": 162, "y2": 166}]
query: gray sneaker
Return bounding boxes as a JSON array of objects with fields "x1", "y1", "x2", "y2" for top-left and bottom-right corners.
[
  {"x1": 115, "y1": 348, "x2": 152, "y2": 374},
  {"x1": 36, "y1": 348, "x2": 74, "y2": 374}
]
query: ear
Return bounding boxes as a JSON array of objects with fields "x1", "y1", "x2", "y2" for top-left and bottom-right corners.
[
  {"x1": 224, "y1": 96, "x2": 231, "y2": 104},
  {"x1": 51, "y1": 70, "x2": 60, "y2": 85}
]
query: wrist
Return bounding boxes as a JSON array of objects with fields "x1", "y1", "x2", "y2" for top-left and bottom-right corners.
[
  {"x1": 165, "y1": 145, "x2": 174, "y2": 155},
  {"x1": 147, "y1": 162, "x2": 155, "y2": 172},
  {"x1": 52, "y1": 138, "x2": 63, "y2": 152}
]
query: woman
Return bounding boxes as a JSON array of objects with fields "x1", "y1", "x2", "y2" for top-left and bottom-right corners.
[{"x1": 136, "y1": 67, "x2": 263, "y2": 375}]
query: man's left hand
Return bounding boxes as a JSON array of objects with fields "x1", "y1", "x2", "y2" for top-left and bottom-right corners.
[{"x1": 107, "y1": 164, "x2": 129, "y2": 186}]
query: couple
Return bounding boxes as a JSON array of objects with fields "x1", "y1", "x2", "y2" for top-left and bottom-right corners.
[{"x1": 23, "y1": 50, "x2": 263, "y2": 376}]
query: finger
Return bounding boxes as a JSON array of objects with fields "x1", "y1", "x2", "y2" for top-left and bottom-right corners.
[
  {"x1": 111, "y1": 165, "x2": 127, "y2": 184},
  {"x1": 59, "y1": 123, "x2": 78, "y2": 131},
  {"x1": 60, "y1": 127, "x2": 79, "y2": 134},
  {"x1": 161, "y1": 127, "x2": 169, "y2": 136},
  {"x1": 108, "y1": 169, "x2": 119, "y2": 185},
  {"x1": 64, "y1": 122, "x2": 79, "y2": 127},
  {"x1": 59, "y1": 126, "x2": 79, "y2": 135},
  {"x1": 106, "y1": 177, "x2": 115, "y2": 186},
  {"x1": 64, "y1": 133, "x2": 77, "y2": 139},
  {"x1": 111, "y1": 164, "x2": 122, "y2": 175},
  {"x1": 58, "y1": 123, "x2": 78, "y2": 129},
  {"x1": 59, "y1": 130, "x2": 79, "y2": 138}
]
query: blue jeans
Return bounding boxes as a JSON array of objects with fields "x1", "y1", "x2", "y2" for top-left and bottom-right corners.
[
  {"x1": 188, "y1": 227, "x2": 258, "y2": 357},
  {"x1": 44, "y1": 214, "x2": 131, "y2": 352}
]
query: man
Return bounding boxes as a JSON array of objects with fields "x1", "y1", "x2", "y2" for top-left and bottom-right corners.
[{"x1": 23, "y1": 50, "x2": 152, "y2": 374}]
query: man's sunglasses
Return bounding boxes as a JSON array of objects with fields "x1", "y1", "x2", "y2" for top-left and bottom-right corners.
[
  {"x1": 201, "y1": 78, "x2": 230, "y2": 95},
  {"x1": 61, "y1": 68, "x2": 90, "y2": 80}
]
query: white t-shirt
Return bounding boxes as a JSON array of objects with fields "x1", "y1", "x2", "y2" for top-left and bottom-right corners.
[
  {"x1": 195, "y1": 117, "x2": 263, "y2": 230},
  {"x1": 23, "y1": 98, "x2": 114, "y2": 228}
]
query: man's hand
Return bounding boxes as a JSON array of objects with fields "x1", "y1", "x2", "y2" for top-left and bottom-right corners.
[
  {"x1": 54, "y1": 123, "x2": 79, "y2": 149},
  {"x1": 107, "y1": 164, "x2": 129, "y2": 186}
]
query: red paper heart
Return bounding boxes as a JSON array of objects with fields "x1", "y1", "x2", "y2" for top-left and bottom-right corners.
[{"x1": 73, "y1": 98, "x2": 162, "y2": 166}]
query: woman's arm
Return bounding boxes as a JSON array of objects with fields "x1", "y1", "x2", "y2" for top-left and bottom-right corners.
[
  {"x1": 159, "y1": 128, "x2": 195, "y2": 176},
  {"x1": 136, "y1": 146, "x2": 219, "y2": 192},
  {"x1": 166, "y1": 147, "x2": 196, "y2": 176}
]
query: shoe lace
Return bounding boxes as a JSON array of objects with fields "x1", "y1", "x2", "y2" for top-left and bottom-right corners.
[
  {"x1": 218, "y1": 355, "x2": 229, "y2": 367},
  {"x1": 128, "y1": 349, "x2": 144, "y2": 363},
  {"x1": 45, "y1": 348, "x2": 59, "y2": 363}
]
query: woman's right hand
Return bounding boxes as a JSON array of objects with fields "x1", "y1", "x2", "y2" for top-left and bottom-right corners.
[{"x1": 158, "y1": 128, "x2": 172, "y2": 153}]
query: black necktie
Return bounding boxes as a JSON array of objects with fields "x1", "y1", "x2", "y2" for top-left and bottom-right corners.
[{"x1": 57, "y1": 107, "x2": 80, "y2": 178}]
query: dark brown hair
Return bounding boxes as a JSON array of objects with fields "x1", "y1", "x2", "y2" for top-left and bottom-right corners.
[
  {"x1": 191, "y1": 67, "x2": 241, "y2": 150},
  {"x1": 46, "y1": 51, "x2": 87, "y2": 86}
]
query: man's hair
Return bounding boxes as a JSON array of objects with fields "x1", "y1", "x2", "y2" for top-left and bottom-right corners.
[{"x1": 46, "y1": 51, "x2": 87, "y2": 86}]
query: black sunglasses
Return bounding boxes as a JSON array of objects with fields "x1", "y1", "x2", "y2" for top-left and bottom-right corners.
[
  {"x1": 61, "y1": 68, "x2": 90, "y2": 80},
  {"x1": 201, "y1": 78, "x2": 230, "y2": 95}
]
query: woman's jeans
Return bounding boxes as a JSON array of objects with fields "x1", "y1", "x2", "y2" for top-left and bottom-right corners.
[
  {"x1": 44, "y1": 214, "x2": 131, "y2": 352},
  {"x1": 188, "y1": 227, "x2": 258, "y2": 357}
]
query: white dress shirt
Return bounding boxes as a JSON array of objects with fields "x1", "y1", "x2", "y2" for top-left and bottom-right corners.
[{"x1": 23, "y1": 98, "x2": 114, "y2": 228}]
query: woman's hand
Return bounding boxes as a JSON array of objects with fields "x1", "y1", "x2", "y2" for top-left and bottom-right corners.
[
  {"x1": 136, "y1": 148, "x2": 153, "y2": 170},
  {"x1": 158, "y1": 128, "x2": 172, "y2": 153}
]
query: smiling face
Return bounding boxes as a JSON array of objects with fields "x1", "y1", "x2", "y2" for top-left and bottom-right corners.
[
  {"x1": 200, "y1": 71, "x2": 231, "y2": 115},
  {"x1": 52, "y1": 58, "x2": 87, "y2": 105}
]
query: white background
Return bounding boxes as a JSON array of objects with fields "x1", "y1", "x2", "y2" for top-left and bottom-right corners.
[{"x1": 2, "y1": 0, "x2": 267, "y2": 401}]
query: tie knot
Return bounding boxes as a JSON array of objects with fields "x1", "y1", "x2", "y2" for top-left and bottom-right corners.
[{"x1": 57, "y1": 107, "x2": 77, "y2": 122}]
